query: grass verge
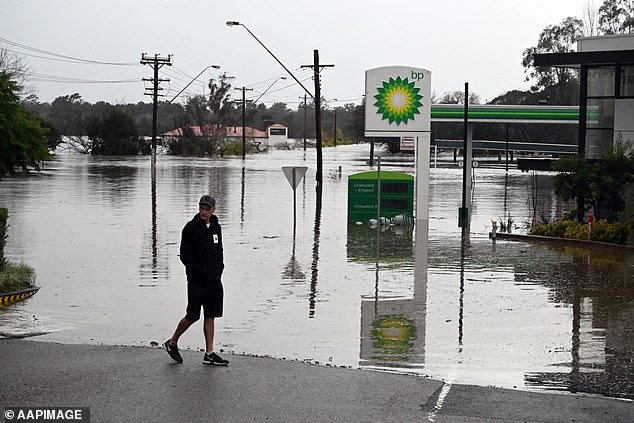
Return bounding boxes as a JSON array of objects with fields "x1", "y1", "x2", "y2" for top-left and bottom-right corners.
[{"x1": 0, "y1": 261, "x2": 36, "y2": 293}]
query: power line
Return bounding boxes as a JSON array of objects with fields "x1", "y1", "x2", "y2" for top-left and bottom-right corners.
[
  {"x1": 29, "y1": 72, "x2": 139, "y2": 84},
  {"x1": 245, "y1": 76, "x2": 313, "y2": 102},
  {"x1": 0, "y1": 37, "x2": 138, "y2": 66}
]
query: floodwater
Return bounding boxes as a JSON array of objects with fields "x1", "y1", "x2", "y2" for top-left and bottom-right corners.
[{"x1": 1, "y1": 144, "x2": 632, "y2": 400}]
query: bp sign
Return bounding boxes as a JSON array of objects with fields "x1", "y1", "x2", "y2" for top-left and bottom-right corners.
[{"x1": 364, "y1": 66, "x2": 431, "y2": 137}]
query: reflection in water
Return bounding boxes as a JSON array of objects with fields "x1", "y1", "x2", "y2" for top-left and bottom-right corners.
[
  {"x1": 346, "y1": 224, "x2": 413, "y2": 262},
  {"x1": 151, "y1": 164, "x2": 157, "y2": 269},
  {"x1": 359, "y1": 219, "x2": 424, "y2": 369},
  {"x1": 139, "y1": 160, "x2": 170, "y2": 285},
  {"x1": 240, "y1": 166, "x2": 245, "y2": 229},
  {"x1": 87, "y1": 162, "x2": 139, "y2": 205},
  {"x1": 282, "y1": 235, "x2": 305, "y2": 281},
  {"x1": 520, "y1": 244, "x2": 634, "y2": 398},
  {"x1": 309, "y1": 189, "x2": 322, "y2": 317},
  {"x1": 458, "y1": 236, "x2": 467, "y2": 347},
  {"x1": 503, "y1": 172, "x2": 509, "y2": 231},
  {"x1": 413, "y1": 219, "x2": 429, "y2": 366}
]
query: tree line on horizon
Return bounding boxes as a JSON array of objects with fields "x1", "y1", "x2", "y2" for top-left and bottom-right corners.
[{"x1": 1, "y1": 0, "x2": 633, "y2": 172}]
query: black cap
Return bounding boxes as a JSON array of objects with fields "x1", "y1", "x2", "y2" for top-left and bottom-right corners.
[{"x1": 199, "y1": 195, "x2": 216, "y2": 207}]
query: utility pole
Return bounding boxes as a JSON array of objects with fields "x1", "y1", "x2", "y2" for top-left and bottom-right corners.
[
  {"x1": 302, "y1": 50, "x2": 333, "y2": 192},
  {"x1": 299, "y1": 94, "x2": 307, "y2": 152},
  {"x1": 235, "y1": 86, "x2": 253, "y2": 160},
  {"x1": 140, "y1": 53, "x2": 172, "y2": 169},
  {"x1": 459, "y1": 82, "x2": 472, "y2": 235}
]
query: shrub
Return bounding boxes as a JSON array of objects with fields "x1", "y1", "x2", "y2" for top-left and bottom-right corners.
[
  {"x1": 0, "y1": 261, "x2": 36, "y2": 292},
  {"x1": 167, "y1": 138, "x2": 225, "y2": 156},
  {"x1": 221, "y1": 141, "x2": 243, "y2": 156},
  {"x1": 529, "y1": 219, "x2": 631, "y2": 244},
  {"x1": 0, "y1": 207, "x2": 38, "y2": 291},
  {"x1": 591, "y1": 220, "x2": 631, "y2": 244},
  {"x1": 530, "y1": 220, "x2": 580, "y2": 238}
]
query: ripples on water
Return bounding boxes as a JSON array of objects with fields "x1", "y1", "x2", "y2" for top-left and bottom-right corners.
[{"x1": 0, "y1": 145, "x2": 632, "y2": 399}]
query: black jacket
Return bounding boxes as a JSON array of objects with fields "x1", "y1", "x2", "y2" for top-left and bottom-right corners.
[{"x1": 179, "y1": 214, "x2": 224, "y2": 285}]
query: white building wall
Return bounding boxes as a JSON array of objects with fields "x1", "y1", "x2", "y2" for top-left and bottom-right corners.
[{"x1": 578, "y1": 34, "x2": 634, "y2": 52}]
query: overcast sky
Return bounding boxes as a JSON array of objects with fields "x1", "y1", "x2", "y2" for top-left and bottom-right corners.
[{"x1": 2, "y1": 0, "x2": 590, "y2": 108}]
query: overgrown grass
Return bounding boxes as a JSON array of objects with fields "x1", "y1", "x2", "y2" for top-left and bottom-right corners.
[{"x1": 0, "y1": 261, "x2": 36, "y2": 293}]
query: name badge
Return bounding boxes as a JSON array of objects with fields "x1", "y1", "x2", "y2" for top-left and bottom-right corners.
[{"x1": 213, "y1": 234, "x2": 219, "y2": 243}]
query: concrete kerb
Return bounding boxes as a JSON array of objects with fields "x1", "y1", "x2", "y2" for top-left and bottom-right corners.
[{"x1": 489, "y1": 232, "x2": 634, "y2": 251}]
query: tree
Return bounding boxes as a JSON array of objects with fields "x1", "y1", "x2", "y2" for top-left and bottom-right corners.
[
  {"x1": 49, "y1": 93, "x2": 91, "y2": 135},
  {"x1": 87, "y1": 108, "x2": 143, "y2": 155},
  {"x1": 591, "y1": 138, "x2": 634, "y2": 219},
  {"x1": 520, "y1": 15, "x2": 583, "y2": 106},
  {"x1": 38, "y1": 118, "x2": 62, "y2": 151},
  {"x1": 437, "y1": 90, "x2": 481, "y2": 105},
  {"x1": 207, "y1": 72, "x2": 234, "y2": 128},
  {"x1": 0, "y1": 48, "x2": 30, "y2": 88},
  {"x1": 598, "y1": 0, "x2": 634, "y2": 34},
  {"x1": 522, "y1": 17, "x2": 583, "y2": 93},
  {"x1": 0, "y1": 72, "x2": 50, "y2": 177},
  {"x1": 552, "y1": 154, "x2": 595, "y2": 222},
  {"x1": 584, "y1": 0, "x2": 601, "y2": 35},
  {"x1": 263, "y1": 102, "x2": 290, "y2": 127},
  {"x1": 552, "y1": 140, "x2": 634, "y2": 221},
  {"x1": 184, "y1": 95, "x2": 212, "y2": 130}
]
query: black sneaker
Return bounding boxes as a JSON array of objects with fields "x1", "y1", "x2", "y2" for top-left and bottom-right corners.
[
  {"x1": 203, "y1": 352, "x2": 228, "y2": 366},
  {"x1": 164, "y1": 340, "x2": 183, "y2": 363}
]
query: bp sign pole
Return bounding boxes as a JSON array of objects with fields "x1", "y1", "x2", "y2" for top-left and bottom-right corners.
[{"x1": 364, "y1": 66, "x2": 432, "y2": 225}]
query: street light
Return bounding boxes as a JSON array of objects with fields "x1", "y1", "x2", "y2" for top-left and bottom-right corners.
[
  {"x1": 325, "y1": 98, "x2": 338, "y2": 147},
  {"x1": 334, "y1": 105, "x2": 338, "y2": 147},
  {"x1": 253, "y1": 76, "x2": 287, "y2": 104},
  {"x1": 226, "y1": 21, "x2": 314, "y2": 99},
  {"x1": 227, "y1": 20, "x2": 330, "y2": 192},
  {"x1": 167, "y1": 65, "x2": 220, "y2": 104}
]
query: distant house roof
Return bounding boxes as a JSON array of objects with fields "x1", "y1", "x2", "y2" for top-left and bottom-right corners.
[
  {"x1": 162, "y1": 126, "x2": 204, "y2": 137},
  {"x1": 161, "y1": 125, "x2": 269, "y2": 138},
  {"x1": 225, "y1": 126, "x2": 268, "y2": 138}
]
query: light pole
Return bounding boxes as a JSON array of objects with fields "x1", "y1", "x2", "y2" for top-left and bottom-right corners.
[
  {"x1": 299, "y1": 94, "x2": 307, "y2": 151},
  {"x1": 324, "y1": 98, "x2": 338, "y2": 147},
  {"x1": 329, "y1": 98, "x2": 338, "y2": 147},
  {"x1": 166, "y1": 65, "x2": 220, "y2": 105},
  {"x1": 226, "y1": 21, "x2": 332, "y2": 191},
  {"x1": 226, "y1": 21, "x2": 314, "y2": 100},
  {"x1": 334, "y1": 108, "x2": 337, "y2": 147},
  {"x1": 253, "y1": 76, "x2": 287, "y2": 104}
]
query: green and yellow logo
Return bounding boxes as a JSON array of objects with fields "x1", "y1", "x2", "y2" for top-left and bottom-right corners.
[{"x1": 374, "y1": 75, "x2": 423, "y2": 125}]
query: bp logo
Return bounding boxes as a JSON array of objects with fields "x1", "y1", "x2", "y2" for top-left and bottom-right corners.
[{"x1": 373, "y1": 75, "x2": 423, "y2": 125}]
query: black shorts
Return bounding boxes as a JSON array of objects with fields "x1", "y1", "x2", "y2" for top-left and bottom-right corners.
[{"x1": 185, "y1": 281, "x2": 223, "y2": 321}]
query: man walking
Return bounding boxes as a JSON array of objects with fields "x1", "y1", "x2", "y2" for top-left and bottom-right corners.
[{"x1": 164, "y1": 194, "x2": 229, "y2": 366}]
